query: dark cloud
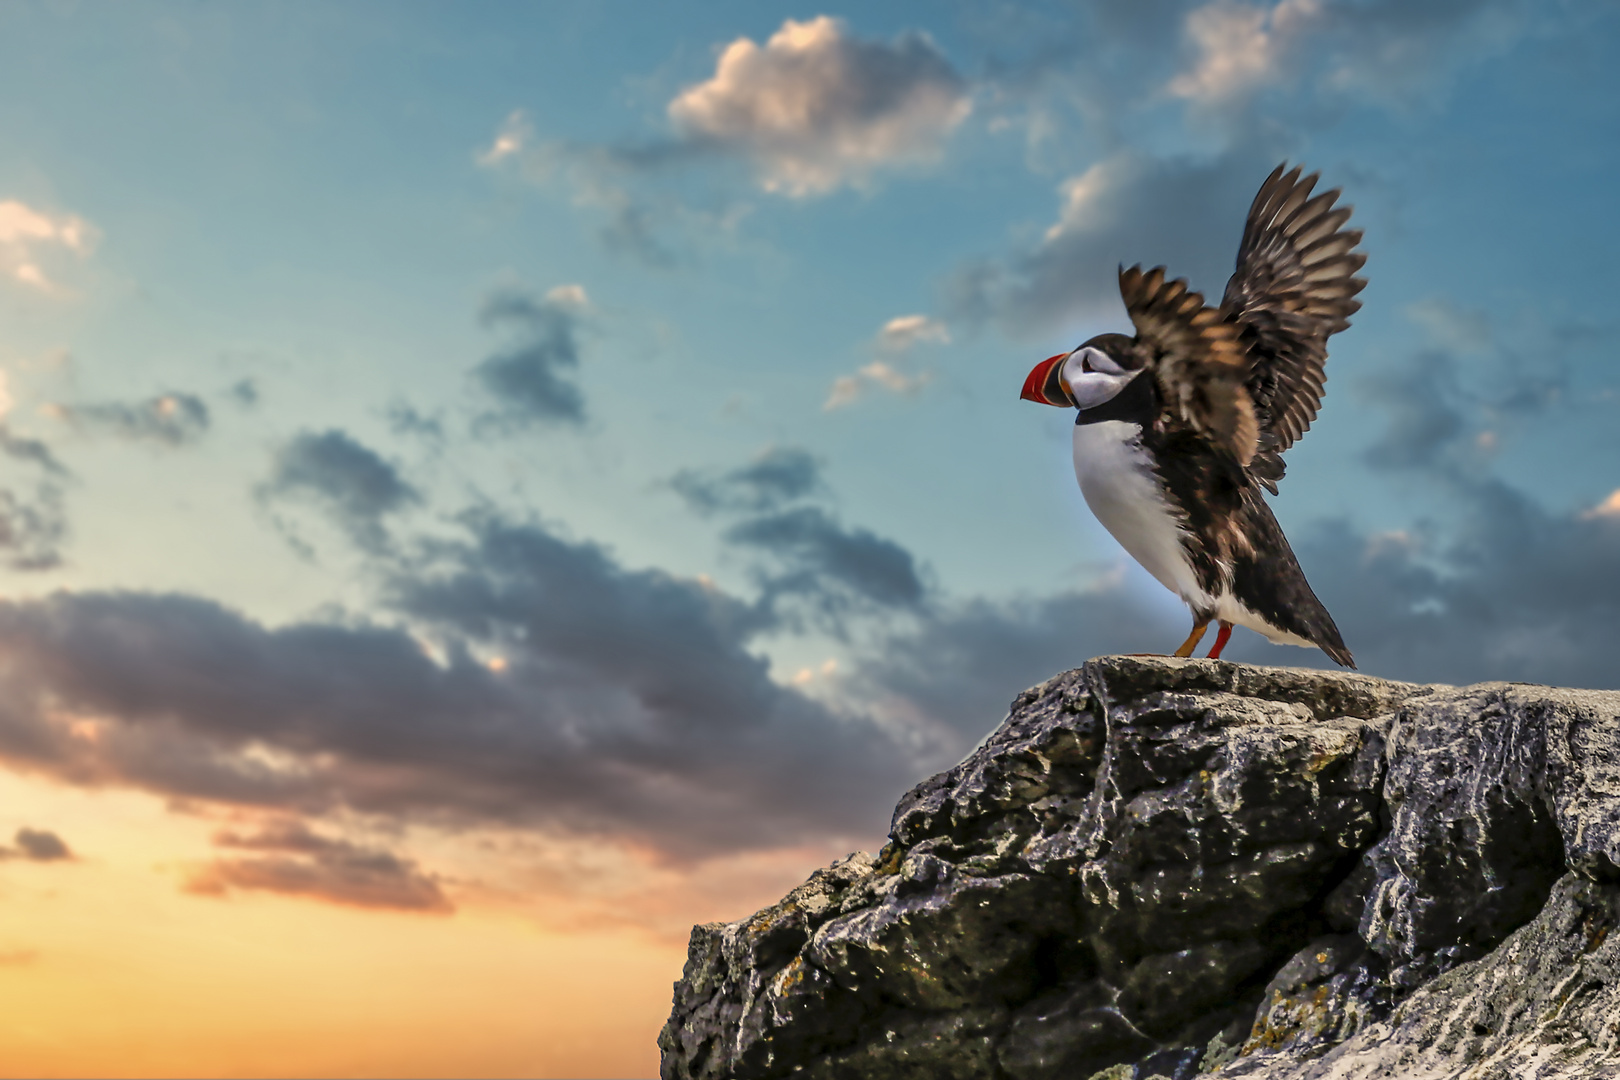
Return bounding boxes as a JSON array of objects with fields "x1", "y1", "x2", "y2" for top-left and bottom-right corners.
[
  {"x1": 672, "y1": 447, "x2": 926, "y2": 626},
  {"x1": 186, "y1": 821, "x2": 451, "y2": 914},
  {"x1": 473, "y1": 288, "x2": 588, "y2": 428},
  {"x1": 260, "y1": 430, "x2": 419, "y2": 551},
  {"x1": 852, "y1": 587, "x2": 1180, "y2": 748},
  {"x1": 670, "y1": 447, "x2": 824, "y2": 515},
  {"x1": 53, "y1": 393, "x2": 210, "y2": 447},
  {"x1": 0, "y1": 428, "x2": 67, "y2": 477},
  {"x1": 1239, "y1": 337, "x2": 1620, "y2": 688},
  {"x1": 1219, "y1": 484, "x2": 1620, "y2": 690},
  {"x1": 1361, "y1": 340, "x2": 1568, "y2": 474},
  {"x1": 1361, "y1": 352, "x2": 1471, "y2": 472},
  {"x1": 227, "y1": 379, "x2": 259, "y2": 408},
  {"x1": 598, "y1": 197, "x2": 681, "y2": 270},
  {"x1": 854, "y1": 475, "x2": 1620, "y2": 745},
  {"x1": 0, "y1": 425, "x2": 70, "y2": 571},
  {"x1": 0, "y1": 486, "x2": 68, "y2": 571},
  {"x1": 384, "y1": 402, "x2": 445, "y2": 444},
  {"x1": 725, "y1": 507, "x2": 927, "y2": 616},
  {"x1": 948, "y1": 148, "x2": 1278, "y2": 336},
  {"x1": 0, "y1": 827, "x2": 73, "y2": 861},
  {"x1": 0, "y1": 514, "x2": 916, "y2": 859}
]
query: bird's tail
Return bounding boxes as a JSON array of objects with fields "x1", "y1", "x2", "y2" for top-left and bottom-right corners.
[{"x1": 1232, "y1": 490, "x2": 1355, "y2": 669}]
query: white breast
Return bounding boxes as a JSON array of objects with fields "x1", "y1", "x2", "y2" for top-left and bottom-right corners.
[{"x1": 1072, "y1": 420, "x2": 1213, "y2": 610}]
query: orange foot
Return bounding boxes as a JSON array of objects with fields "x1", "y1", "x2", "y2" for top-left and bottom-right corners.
[{"x1": 1173, "y1": 620, "x2": 1211, "y2": 658}]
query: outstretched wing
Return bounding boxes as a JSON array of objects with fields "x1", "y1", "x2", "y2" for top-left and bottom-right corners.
[
  {"x1": 1223, "y1": 163, "x2": 1367, "y2": 492},
  {"x1": 1119, "y1": 264, "x2": 1259, "y2": 466}
]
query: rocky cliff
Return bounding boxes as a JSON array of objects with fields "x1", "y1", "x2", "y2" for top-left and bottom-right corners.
[{"x1": 658, "y1": 657, "x2": 1620, "y2": 1080}]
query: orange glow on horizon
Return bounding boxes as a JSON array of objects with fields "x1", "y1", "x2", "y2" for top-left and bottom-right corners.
[{"x1": 0, "y1": 769, "x2": 848, "y2": 1079}]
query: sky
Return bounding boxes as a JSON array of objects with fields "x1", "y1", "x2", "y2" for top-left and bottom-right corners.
[{"x1": 0, "y1": 1, "x2": 1616, "y2": 1076}]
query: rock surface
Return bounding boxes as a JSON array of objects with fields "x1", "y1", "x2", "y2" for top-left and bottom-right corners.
[{"x1": 659, "y1": 657, "x2": 1620, "y2": 1080}]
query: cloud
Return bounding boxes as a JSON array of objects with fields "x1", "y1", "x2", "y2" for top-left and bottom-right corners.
[
  {"x1": 670, "y1": 446, "x2": 824, "y2": 515},
  {"x1": 1359, "y1": 334, "x2": 1567, "y2": 475},
  {"x1": 724, "y1": 506, "x2": 928, "y2": 616},
  {"x1": 186, "y1": 821, "x2": 451, "y2": 914},
  {"x1": 477, "y1": 132, "x2": 698, "y2": 269},
  {"x1": 1583, "y1": 490, "x2": 1620, "y2": 521},
  {"x1": 226, "y1": 379, "x2": 260, "y2": 408},
  {"x1": 1360, "y1": 353, "x2": 1470, "y2": 473},
  {"x1": 0, "y1": 424, "x2": 71, "y2": 571},
  {"x1": 477, "y1": 109, "x2": 533, "y2": 168},
  {"x1": 1261, "y1": 484, "x2": 1620, "y2": 690},
  {"x1": 384, "y1": 402, "x2": 444, "y2": 444},
  {"x1": 952, "y1": 147, "x2": 1273, "y2": 335},
  {"x1": 823, "y1": 361, "x2": 931, "y2": 411},
  {"x1": 0, "y1": 199, "x2": 97, "y2": 293},
  {"x1": 1406, "y1": 296, "x2": 1492, "y2": 354},
  {"x1": 472, "y1": 285, "x2": 590, "y2": 428},
  {"x1": 0, "y1": 514, "x2": 917, "y2": 860},
  {"x1": 672, "y1": 447, "x2": 927, "y2": 622},
  {"x1": 47, "y1": 393, "x2": 210, "y2": 447},
  {"x1": 875, "y1": 314, "x2": 951, "y2": 353},
  {"x1": 823, "y1": 315, "x2": 946, "y2": 410},
  {"x1": 852, "y1": 583, "x2": 1180, "y2": 749},
  {"x1": 1167, "y1": 0, "x2": 1325, "y2": 107},
  {"x1": 0, "y1": 827, "x2": 73, "y2": 861},
  {"x1": 1208, "y1": 335, "x2": 1618, "y2": 688},
  {"x1": 260, "y1": 430, "x2": 419, "y2": 552},
  {"x1": 1165, "y1": 0, "x2": 1530, "y2": 115},
  {"x1": 667, "y1": 16, "x2": 972, "y2": 197},
  {"x1": 476, "y1": 18, "x2": 967, "y2": 261}
]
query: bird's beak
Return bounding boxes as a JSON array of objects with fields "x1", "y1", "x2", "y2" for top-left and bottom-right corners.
[{"x1": 1021, "y1": 354, "x2": 1072, "y2": 407}]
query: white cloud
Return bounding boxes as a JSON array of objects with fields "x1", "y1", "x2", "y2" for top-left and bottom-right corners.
[
  {"x1": 1167, "y1": 0, "x2": 1528, "y2": 114},
  {"x1": 1582, "y1": 490, "x2": 1620, "y2": 521},
  {"x1": 668, "y1": 16, "x2": 971, "y2": 197},
  {"x1": 1044, "y1": 153, "x2": 1141, "y2": 244},
  {"x1": 823, "y1": 361, "x2": 931, "y2": 411},
  {"x1": 948, "y1": 147, "x2": 1269, "y2": 335},
  {"x1": 875, "y1": 314, "x2": 950, "y2": 353},
  {"x1": 1406, "y1": 297, "x2": 1492, "y2": 354},
  {"x1": 0, "y1": 199, "x2": 98, "y2": 293},
  {"x1": 1168, "y1": 0, "x2": 1323, "y2": 106},
  {"x1": 543, "y1": 283, "x2": 590, "y2": 309},
  {"x1": 477, "y1": 110, "x2": 533, "y2": 167}
]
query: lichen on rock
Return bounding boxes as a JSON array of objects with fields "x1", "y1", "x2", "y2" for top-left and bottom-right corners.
[{"x1": 659, "y1": 656, "x2": 1620, "y2": 1080}]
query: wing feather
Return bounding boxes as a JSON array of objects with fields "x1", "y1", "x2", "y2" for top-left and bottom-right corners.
[
  {"x1": 1223, "y1": 163, "x2": 1367, "y2": 492},
  {"x1": 1119, "y1": 263, "x2": 1259, "y2": 466}
]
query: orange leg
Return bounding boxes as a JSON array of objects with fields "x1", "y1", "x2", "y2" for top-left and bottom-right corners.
[
  {"x1": 1173, "y1": 619, "x2": 1210, "y2": 658},
  {"x1": 1207, "y1": 620, "x2": 1234, "y2": 659}
]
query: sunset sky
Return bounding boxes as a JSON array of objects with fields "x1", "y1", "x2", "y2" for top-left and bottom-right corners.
[{"x1": 0, "y1": 2, "x2": 1617, "y2": 1077}]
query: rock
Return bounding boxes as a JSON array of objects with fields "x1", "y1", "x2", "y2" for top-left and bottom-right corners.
[{"x1": 658, "y1": 657, "x2": 1620, "y2": 1080}]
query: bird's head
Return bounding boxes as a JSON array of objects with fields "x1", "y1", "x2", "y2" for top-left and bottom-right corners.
[{"x1": 1020, "y1": 333, "x2": 1144, "y2": 410}]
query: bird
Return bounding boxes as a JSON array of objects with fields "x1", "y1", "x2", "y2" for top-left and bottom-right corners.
[{"x1": 1019, "y1": 163, "x2": 1363, "y2": 668}]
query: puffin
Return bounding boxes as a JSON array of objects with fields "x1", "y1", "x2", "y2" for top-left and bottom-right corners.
[{"x1": 1020, "y1": 163, "x2": 1363, "y2": 668}]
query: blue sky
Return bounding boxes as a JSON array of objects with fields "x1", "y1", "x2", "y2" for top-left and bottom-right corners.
[{"x1": 0, "y1": 2, "x2": 1616, "y2": 1073}]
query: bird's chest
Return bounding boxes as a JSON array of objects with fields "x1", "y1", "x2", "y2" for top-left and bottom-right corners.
[{"x1": 1072, "y1": 420, "x2": 1209, "y2": 603}]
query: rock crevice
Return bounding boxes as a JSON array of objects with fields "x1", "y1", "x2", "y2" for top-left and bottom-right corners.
[{"x1": 660, "y1": 657, "x2": 1620, "y2": 1079}]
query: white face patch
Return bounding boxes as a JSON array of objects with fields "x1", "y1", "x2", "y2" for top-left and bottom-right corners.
[{"x1": 1062, "y1": 347, "x2": 1139, "y2": 409}]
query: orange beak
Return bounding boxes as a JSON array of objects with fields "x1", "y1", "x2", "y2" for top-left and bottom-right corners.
[{"x1": 1020, "y1": 354, "x2": 1072, "y2": 406}]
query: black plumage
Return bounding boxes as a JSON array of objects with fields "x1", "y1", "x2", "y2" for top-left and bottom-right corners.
[{"x1": 1050, "y1": 162, "x2": 1365, "y2": 668}]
